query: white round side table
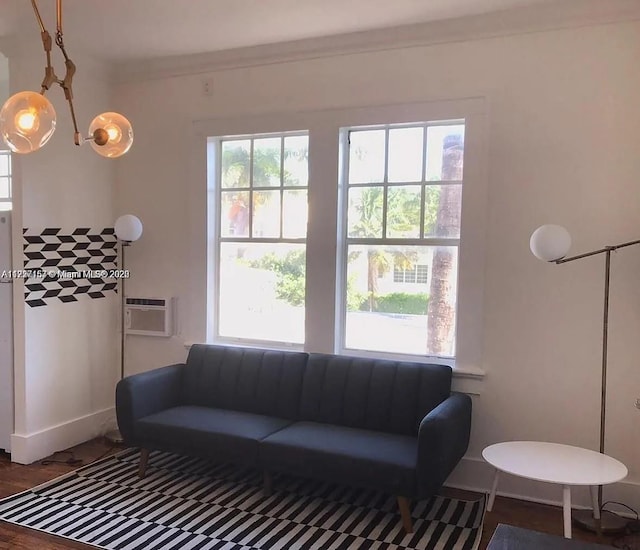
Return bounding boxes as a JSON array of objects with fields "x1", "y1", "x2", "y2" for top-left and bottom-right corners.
[{"x1": 482, "y1": 441, "x2": 628, "y2": 539}]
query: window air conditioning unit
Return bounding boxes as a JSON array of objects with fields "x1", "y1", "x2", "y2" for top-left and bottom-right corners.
[{"x1": 124, "y1": 297, "x2": 173, "y2": 337}]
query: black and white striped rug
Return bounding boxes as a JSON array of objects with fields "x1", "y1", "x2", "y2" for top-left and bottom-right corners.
[{"x1": 0, "y1": 449, "x2": 485, "y2": 550}]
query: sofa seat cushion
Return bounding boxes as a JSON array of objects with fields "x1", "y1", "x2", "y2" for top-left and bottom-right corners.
[
  {"x1": 260, "y1": 421, "x2": 418, "y2": 496},
  {"x1": 136, "y1": 406, "x2": 292, "y2": 466}
]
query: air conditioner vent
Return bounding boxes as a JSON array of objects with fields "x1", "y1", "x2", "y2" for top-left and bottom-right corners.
[
  {"x1": 125, "y1": 297, "x2": 173, "y2": 337},
  {"x1": 125, "y1": 297, "x2": 166, "y2": 307}
]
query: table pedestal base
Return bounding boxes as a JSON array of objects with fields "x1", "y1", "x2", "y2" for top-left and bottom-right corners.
[{"x1": 572, "y1": 509, "x2": 628, "y2": 535}]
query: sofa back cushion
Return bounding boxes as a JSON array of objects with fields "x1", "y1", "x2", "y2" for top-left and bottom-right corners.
[
  {"x1": 300, "y1": 354, "x2": 452, "y2": 436},
  {"x1": 183, "y1": 344, "x2": 308, "y2": 420}
]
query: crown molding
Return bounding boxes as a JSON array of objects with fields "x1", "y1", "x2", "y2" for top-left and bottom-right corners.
[{"x1": 114, "y1": 0, "x2": 640, "y2": 84}]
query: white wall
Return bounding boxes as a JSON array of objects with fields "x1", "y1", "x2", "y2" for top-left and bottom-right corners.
[
  {"x1": 0, "y1": 55, "x2": 8, "y2": 107},
  {"x1": 114, "y1": 19, "x2": 640, "y2": 509},
  {"x1": 4, "y1": 39, "x2": 119, "y2": 463}
]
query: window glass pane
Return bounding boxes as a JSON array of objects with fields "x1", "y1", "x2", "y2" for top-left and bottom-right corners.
[
  {"x1": 386, "y1": 185, "x2": 421, "y2": 238},
  {"x1": 0, "y1": 154, "x2": 9, "y2": 176},
  {"x1": 348, "y1": 186, "x2": 383, "y2": 238},
  {"x1": 283, "y1": 189, "x2": 307, "y2": 238},
  {"x1": 253, "y1": 137, "x2": 281, "y2": 187},
  {"x1": 388, "y1": 127, "x2": 423, "y2": 182},
  {"x1": 284, "y1": 136, "x2": 308, "y2": 187},
  {"x1": 253, "y1": 190, "x2": 281, "y2": 237},
  {"x1": 424, "y1": 184, "x2": 462, "y2": 239},
  {"x1": 416, "y1": 265, "x2": 428, "y2": 284},
  {"x1": 221, "y1": 140, "x2": 251, "y2": 188},
  {"x1": 218, "y1": 242, "x2": 305, "y2": 344},
  {"x1": 426, "y1": 125, "x2": 465, "y2": 181},
  {"x1": 348, "y1": 130, "x2": 385, "y2": 184},
  {"x1": 0, "y1": 202, "x2": 11, "y2": 212},
  {"x1": 0, "y1": 177, "x2": 9, "y2": 199},
  {"x1": 221, "y1": 191, "x2": 249, "y2": 237},
  {"x1": 345, "y1": 244, "x2": 457, "y2": 357}
]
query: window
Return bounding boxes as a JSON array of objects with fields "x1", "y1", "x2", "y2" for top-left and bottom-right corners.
[
  {"x1": 0, "y1": 150, "x2": 11, "y2": 211},
  {"x1": 393, "y1": 263, "x2": 429, "y2": 284},
  {"x1": 340, "y1": 122, "x2": 464, "y2": 358},
  {"x1": 201, "y1": 99, "x2": 487, "y2": 374},
  {"x1": 210, "y1": 132, "x2": 309, "y2": 346}
]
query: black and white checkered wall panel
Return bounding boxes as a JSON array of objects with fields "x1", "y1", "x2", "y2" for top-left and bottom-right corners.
[{"x1": 23, "y1": 228, "x2": 118, "y2": 307}]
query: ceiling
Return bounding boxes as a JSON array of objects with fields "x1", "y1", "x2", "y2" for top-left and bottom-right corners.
[{"x1": 1, "y1": 0, "x2": 560, "y2": 63}]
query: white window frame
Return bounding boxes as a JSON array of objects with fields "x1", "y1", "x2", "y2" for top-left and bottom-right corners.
[
  {"x1": 192, "y1": 98, "x2": 488, "y2": 376},
  {"x1": 0, "y1": 150, "x2": 11, "y2": 210},
  {"x1": 207, "y1": 130, "x2": 309, "y2": 350},
  {"x1": 337, "y1": 120, "x2": 464, "y2": 361}
]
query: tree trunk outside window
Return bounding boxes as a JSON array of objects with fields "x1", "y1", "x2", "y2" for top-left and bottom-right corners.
[{"x1": 426, "y1": 135, "x2": 463, "y2": 356}]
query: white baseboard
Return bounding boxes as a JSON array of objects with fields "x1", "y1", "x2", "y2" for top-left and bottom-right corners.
[
  {"x1": 445, "y1": 455, "x2": 640, "y2": 517},
  {"x1": 10, "y1": 407, "x2": 116, "y2": 465}
]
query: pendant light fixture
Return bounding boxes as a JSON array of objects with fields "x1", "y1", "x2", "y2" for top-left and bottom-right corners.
[{"x1": 0, "y1": 0, "x2": 133, "y2": 158}]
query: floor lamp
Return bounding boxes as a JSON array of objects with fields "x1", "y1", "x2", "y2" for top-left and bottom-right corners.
[
  {"x1": 105, "y1": 214, "x2": 143, "y2": 445},
  {"x1": 530, "y1": 224, "x2": 640, "y2": 534}
]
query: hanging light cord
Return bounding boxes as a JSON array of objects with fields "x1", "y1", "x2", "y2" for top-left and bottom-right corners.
[{"x1": 30, "y1": 0, "x2": 82, "y2": 145}]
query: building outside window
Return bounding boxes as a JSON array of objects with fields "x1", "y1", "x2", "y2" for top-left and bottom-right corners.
[{"x1": 392, "y1": 263, "x2": 429, "y2": 284}]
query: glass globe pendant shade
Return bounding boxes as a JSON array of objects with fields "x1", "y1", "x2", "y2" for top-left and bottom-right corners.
[
  {"x1": 530, "y1": 224, "x2": 572, "y2": 262},
  {"x1": 0, "y1": 91, "x2": 57, "y2": 154},
  {"x1": 114, "y1": 214, "x2": 143, "y2": 242},
  {"x1": 89, "y1": 112, "x2": 133, "y2": 158}
]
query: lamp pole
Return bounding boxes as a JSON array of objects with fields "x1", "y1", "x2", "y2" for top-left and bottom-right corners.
[
  {"x1": 120, "y1": 241, "x2": 127, "y2": 382},
  {"x1": 555, "y1": 238, "x2": 640, "y2": 454},
  {"x1": 105, "y1": 239, "x2": 129, "y2": 445},
  {"x1": 537, "y1": 235, "x2": 640, "y2": 534},
  {"x1": 105, "y1": 215, "x2": 143, "y2": 445}
]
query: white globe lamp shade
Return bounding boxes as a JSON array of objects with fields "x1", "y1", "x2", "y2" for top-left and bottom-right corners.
[
  {"x1": 530, "y1": 224, "x2": 572, "y2": 262},
  {"x1": 114, "y1": 215, "x2": 143, "y2": 242}
]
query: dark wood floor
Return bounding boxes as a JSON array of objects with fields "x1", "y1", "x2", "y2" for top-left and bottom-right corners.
[{"x1": 0, "y1": 438, "x2": 625, "y2": 549}]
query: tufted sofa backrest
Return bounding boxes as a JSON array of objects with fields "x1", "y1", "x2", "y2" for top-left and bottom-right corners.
[
  {"x1": 182, "y1": 345, "x2": 452, "y2": 434},
  {"x1": 183, "y1": 344, "x2": 308, "y2": 420},
  {"x1": 300, "y1": 354, "x2": 452, "y2": 436}
]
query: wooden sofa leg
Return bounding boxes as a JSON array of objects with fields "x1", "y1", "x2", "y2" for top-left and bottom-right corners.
[
  {"x1": 263, "y1": 471, "x2": 273, "y2": 497},
  {"x1": 138, "y1": 448, "x2": 150, "y2": 478},
  {"x1": 397, "y1": 496, "x2": 413, "y2": 534}
]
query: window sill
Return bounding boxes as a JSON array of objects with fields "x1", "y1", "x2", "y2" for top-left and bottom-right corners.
[
  {"x1": 187, "y1": 341, "x2": 485, "y2": 376},
  {"x1": 452, "y1": 365, "x2": 485, "y2": 380},
  {"x1": 187, "y1": 340, "x2": 305, "y2": 352},
  {"x1": 186, "y1": 341, "x2": 484, "y2": 394}
]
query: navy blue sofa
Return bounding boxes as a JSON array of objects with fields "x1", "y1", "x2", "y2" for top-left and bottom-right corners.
[{"x1": 116, "y1": 344, "x2": 472, "y2": 532}]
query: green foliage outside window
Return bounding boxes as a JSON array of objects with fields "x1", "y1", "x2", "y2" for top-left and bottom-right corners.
[
  {"x1": 246, "y1": 251, "x2": 306, "y2": 306},
  {"x1": 359, "y1": 292, "x2": 429, "y2": 315}
]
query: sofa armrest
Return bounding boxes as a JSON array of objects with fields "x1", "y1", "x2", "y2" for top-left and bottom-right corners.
[
  {"x1": 116, "y1": 363, "x2": 186, "y2": 444},
  {"x1": 416, "y1": 392, "x2": 472, "y2": 498}
]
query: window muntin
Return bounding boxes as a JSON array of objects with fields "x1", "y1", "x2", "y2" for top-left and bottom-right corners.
[
  {"x1": 342, "y1": 122, "x2": 464, "y2": 358},
  {"x1": 213, "y1": 133, "x2": 308, "y2": 346}
]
